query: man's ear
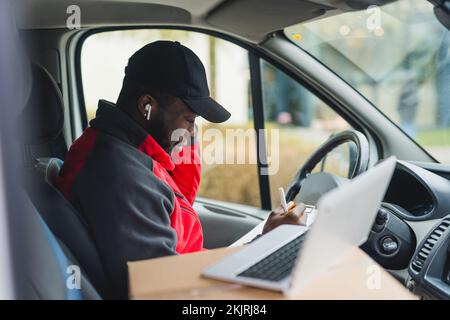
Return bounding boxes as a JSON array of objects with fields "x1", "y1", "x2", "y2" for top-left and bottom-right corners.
[{"x1": 137, "y1": 94, "x2": 158, "y2": 119}]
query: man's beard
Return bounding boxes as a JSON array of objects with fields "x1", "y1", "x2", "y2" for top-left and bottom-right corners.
[{"x1": 148, "y1": 119, "x2": 172, "y2": 153}]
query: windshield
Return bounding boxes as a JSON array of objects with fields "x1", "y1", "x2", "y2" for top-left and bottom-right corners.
[{"x1": 285, "y1": 0, "x2": 450, "y2": 162}]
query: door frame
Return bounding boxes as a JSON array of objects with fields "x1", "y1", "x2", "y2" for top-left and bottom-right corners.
[{"x1": 66, "y1": 25, "x2": 381, "y2": 210}]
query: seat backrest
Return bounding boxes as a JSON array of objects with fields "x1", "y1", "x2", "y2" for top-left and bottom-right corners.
[
  {"x1": 25, "y1": 171, "x2": 110, "y2": 297},
  {"x1": 21, "y1": 191, "x2": 100, "y2": 300},
  {"x1": 19, "y1": 63, "x2": 112, "y2": 298}
]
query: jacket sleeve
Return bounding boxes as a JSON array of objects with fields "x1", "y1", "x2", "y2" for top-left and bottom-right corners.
[
  {"x1": 72, "y1": 148, "x2": 178, "y2": 298},
  {"x1": 170, "y1": 144, "x2": 201, "y2": 205}
]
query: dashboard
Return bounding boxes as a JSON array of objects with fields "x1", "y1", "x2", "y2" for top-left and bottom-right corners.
[{"x1": 362, "y1": 160, "x2": 450, "y2": 299}]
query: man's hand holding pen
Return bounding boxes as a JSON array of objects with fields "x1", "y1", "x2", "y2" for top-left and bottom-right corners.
[{"x1": 262, "y1": 187, "x2": 308, "y2": 235}]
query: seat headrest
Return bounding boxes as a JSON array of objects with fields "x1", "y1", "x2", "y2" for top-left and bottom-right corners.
[{"x1": 18, "y1": 64, "x2": 64, "y2": 145}]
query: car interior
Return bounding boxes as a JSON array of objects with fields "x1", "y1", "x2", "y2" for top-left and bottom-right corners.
[{"x1": 5, "y1": 0, "x2": 450, "y2": 299}]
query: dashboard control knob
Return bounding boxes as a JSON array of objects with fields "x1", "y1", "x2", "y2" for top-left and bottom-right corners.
[{"x1": 380, "y1": 236, "x2": 399, "y2": 254}]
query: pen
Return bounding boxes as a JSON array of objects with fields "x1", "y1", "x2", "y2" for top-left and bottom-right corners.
[{"x1": 278, "y1": 187, "x2": 288, "y2": 213}]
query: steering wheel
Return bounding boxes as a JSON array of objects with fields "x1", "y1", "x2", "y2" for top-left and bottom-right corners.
[{"x1": 285, "y1": 129, "x2": 370, "y2": 203}]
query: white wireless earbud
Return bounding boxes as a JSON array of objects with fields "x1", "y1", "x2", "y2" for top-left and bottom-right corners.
[{"x1": 144, "y1": 104, "x2": 152, "y2": 121}]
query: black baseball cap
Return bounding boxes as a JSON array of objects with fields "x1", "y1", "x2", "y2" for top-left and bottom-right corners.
[{"x1": 125, "y1": 40, "x2": 231, "y2": 123}]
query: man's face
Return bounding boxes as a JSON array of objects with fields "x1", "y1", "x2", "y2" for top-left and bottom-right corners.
[{"x1": 149, "y1": 97, "x2": 197, "y2": 153}]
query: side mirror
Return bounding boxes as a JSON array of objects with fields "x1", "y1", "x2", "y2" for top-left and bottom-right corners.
[{"x1": 433, "y1": 0, "x2": 450, "y2": 30}]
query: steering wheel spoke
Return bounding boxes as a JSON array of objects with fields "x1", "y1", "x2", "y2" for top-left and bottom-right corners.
[{"x1": 285, "y1": 129, "x2": 370, "y2": 203}]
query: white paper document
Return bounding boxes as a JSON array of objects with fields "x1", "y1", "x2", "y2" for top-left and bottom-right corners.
[{"x1": 229, "y1": 207, "x2": 318, "y2": 247}]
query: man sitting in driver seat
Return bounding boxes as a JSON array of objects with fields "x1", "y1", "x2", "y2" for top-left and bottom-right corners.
[{"x1": 54, "y1": 41, "x2": 306, "y2": 298}]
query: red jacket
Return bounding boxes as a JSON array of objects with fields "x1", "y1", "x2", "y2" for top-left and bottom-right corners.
[{"x1": 54, "y1": 100, "x2": 204, "y2": 297}]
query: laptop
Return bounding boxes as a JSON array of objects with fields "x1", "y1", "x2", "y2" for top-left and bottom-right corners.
[{"x1": 202, "y1": 156, "x2": 396, "y2": 296}]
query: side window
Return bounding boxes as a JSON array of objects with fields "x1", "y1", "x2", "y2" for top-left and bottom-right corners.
[
  {"x1": 80, "y1": 30, "x2": 260, "y2": 207},
  {"x1": 260, "y1": 60, "x2": 352, "y2": 208}
]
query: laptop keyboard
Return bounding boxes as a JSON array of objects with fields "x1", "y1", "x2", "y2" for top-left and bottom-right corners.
[{"x1": 237, "y1": 232, "x2": 307, "y2": 282}]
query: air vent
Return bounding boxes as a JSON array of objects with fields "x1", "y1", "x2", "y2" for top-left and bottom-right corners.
[{"x1": 411, "y1": 218, "x2": 450, "y2": 273}]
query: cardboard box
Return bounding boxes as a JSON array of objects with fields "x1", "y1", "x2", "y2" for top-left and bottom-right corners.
[{"x1": 128, "y1": 246, "x2": 417, "y2": 300}]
